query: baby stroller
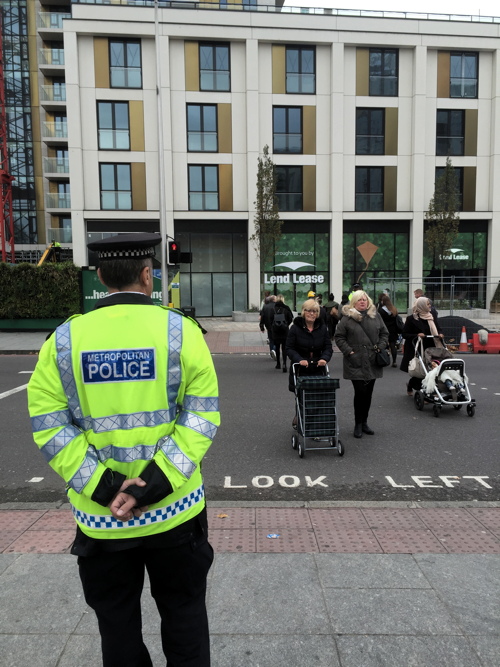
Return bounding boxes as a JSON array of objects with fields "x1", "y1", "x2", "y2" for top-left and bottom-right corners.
[
  {"x1": 410, "y1": 336, "x2": 476, "y2": 417},
  {"x1": 291, "y1": 362, "x2": 344, "y2": 458}
]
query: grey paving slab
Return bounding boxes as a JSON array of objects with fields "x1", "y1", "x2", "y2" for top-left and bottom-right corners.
[
  {"x1": 324, "y1": 588, "x2": 462, "y2": 635},
  {"x1": 59, "y1": 635, "x2": 165, "y2": 667},
  {"x1": 315, "y1": 553, "x2": 431, "y2": 589},
  {"x1": 468, "y1": 636, "x2": 500, "y2": 664},
  {"x1": 0, "y1": 554, "x2": 86, "y2": 634},
  {"x1": 208, "y1": 553, "x2": 330, "y2": 635},
  {"x1": 336, "y1": 636, "x2": 483, "y2": 667},
  {"x1": 415, "y1": 554, "x2": 500, "y2": 635},
  {"x1": 0, "y1": 635, "x2": 70, "y2": 667},
  {"x1": 210, "y1": 635, "x2": 340, "y2": 667},
  {"x1": 0, "y1": 553, "x2": 18, "y2": 575}
]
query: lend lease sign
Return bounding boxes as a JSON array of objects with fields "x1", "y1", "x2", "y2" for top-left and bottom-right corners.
[{"x1": 81, "y1": 348, "x2": 156, "y2": 384}]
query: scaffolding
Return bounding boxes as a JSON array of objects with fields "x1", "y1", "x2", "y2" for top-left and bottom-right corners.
[{"x1": 0, "y1": 12, "x2": 15, "y2": 262}]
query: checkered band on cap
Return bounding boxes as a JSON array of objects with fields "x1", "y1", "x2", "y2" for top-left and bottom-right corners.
[{"x1": 96, "y1": 247, "x2": 156, "y2": 260}]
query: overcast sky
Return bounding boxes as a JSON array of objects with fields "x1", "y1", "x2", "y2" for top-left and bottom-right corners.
[{"x1": 282, "y1": 0, "x2": 499, "y2": 19}]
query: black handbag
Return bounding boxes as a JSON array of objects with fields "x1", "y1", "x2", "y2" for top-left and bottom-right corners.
[{"x1": 375, "y1": 348, "x2": 391, "y2": 367}]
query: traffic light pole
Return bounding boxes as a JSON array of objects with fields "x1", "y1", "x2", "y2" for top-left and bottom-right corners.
[{"x1": 154, "y1": 0, "x2": 169, "y2": 305}]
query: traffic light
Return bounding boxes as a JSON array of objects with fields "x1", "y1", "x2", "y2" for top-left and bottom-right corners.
[{"x1": 168, "y1": 240, "x2": 180, "y2": 264}]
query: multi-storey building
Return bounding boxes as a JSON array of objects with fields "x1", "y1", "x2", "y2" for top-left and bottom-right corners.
[{"x1": 3, "y1": 1, "x2": 500, "y2": 315}]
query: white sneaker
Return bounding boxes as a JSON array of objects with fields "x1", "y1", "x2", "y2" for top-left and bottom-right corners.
[{"x1": 270, "y1": 350, "x2": 277, "y2": 360}]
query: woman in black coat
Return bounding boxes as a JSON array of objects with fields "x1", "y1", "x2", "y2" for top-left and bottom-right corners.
[
  {"x1": 400, "y1": 296, "x2": 444, "y2": 395},
  {"x1": 286, "y1": 298, "x2": 332, "y2": 394},
  {"x1": 377, "y1": 293, "x2": 400, "y2": 367}
]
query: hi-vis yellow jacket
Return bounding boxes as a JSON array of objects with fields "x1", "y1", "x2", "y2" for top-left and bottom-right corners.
[{"x1": 27, "y1": 301, "x2": 220, "y2": 540}]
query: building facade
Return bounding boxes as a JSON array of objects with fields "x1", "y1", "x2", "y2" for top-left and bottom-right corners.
[{"x1": 5, "y1": 1, "x2": 500, "y2": 315}]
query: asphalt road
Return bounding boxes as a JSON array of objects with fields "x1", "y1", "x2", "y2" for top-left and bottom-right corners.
[{"x1": 1, "y1": 353, "x2": 499, "y2": 504}]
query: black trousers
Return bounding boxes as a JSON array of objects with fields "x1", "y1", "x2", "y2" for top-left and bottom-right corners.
[
  {"x1": 78, "y1": 536, "x2": 214, "y2": 667},
  {"x1": 274, "y1": 338, "x2": 287, "y2": 368},
  {"x1": 351, "y1": 379, "x2": 376, "y2": 424}
]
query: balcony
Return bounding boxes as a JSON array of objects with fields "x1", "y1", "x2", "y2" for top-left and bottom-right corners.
[
  {"x1": 37, "y1": 13, "x2": 71, "y2": 40},
  {"x1": 39, "y1": 48, "x2": 65, "y2": 76},
  {"x1": 40, "y1": 85, "x2": 66, "y2": 111},
  {"x1": 47, "y1": 227, "x2": 72, "y2": 244},
  {"x1": 44, "y1": 157, "x2": 70, "y2": 174},
  {"x1": 42, "y1": 121, "x2": 68, "y2": 143},
  {"x1": 46, "y1": 193, "x2": 71, "y2": 209}
]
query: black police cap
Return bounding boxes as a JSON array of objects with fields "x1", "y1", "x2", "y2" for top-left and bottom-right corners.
[{"x1": 87, "y1": 233, "x2": 161, "y2": 260}]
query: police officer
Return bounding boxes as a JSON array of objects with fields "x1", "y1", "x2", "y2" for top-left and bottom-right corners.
[{"x1": 28, "y1": 233, "x2": 220, "y2": 667}]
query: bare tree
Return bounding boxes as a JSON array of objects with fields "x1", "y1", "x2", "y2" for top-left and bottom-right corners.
[
  {"x1": 425, "y1": 157, "x2": 460, "y2": 300},
  {"x1": 249, "y1": 145, "x2": 282, "y2": 266}
]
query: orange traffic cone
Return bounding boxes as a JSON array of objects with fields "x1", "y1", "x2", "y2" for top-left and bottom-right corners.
[{"x1": 458, "y1": 326, "x2": 468, "y2": 352}]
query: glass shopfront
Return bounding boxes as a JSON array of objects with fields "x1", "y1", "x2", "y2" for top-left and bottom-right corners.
[
  {"x1": 176, "y1": 221, "x2": 247, "y2": 317},
  {"x1": 343, "y1": 222, "x2": 410, "y2": 310},
  {"x1": 262, "y1": 222, "x2": 330, "y2": 311}
]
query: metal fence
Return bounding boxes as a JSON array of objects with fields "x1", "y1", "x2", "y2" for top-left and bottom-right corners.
[{"x1": 367, "y1": 276, "x2": 500, "y2": 313}]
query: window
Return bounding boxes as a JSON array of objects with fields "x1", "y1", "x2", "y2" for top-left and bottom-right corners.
[
  {"x1": 450, "y1": 52, "x2": 478, "y2": 99},
  {"x1": 436, "y1": 110, "x2": 465, "y2": 156},
  {"x1": 188, "y1": 165, "x2": 218, "y2": 210},
  {"x1": 187, "y1": 104, "x2": 217, "y2": 152},
  {"x1": 97, "y1": 102, "x2": 130, "y2": 150},
  {"x1": 100, "y1": 163, "x2": 132, "y2": 210},
  {"x1": 435, "y1": 166, "x2": 463, "y2": 211},
  {"x1": 52, "y1": 78, "x2": 66, "y2": 102},
  {"x1": 356, "y1": 108, "x2": 385, "y2": 155},
  {"x1": 243, "y1": 0, "x2": 257, "y2": 8},
  {"x1": 109, "y1": 40, "x2": 142, "y2": 88},
  {"x1": 53, "y1": 114, "x2": 67, "y2": 138},
  {"x1": 286, "y1": 46, "x2": 315, "y2": 94},
  {"x1": 199, "y1": 43, "x2": 230, "y2": 92},
  {"x1": 55, "y1": 148, "x2": 69, "y2": 173},
  {"x1": 273, "y1": 107, "x2": 302, "y2": 154},
  {"x1": 275, "y1": 166, "x2": 303, "y2": 211},
  {"x1": 355, "y1": 167, "x2": 383, "y2": 211},
  {"x1": 369, "y1": 49, "x2": 398, "y2": 96}
]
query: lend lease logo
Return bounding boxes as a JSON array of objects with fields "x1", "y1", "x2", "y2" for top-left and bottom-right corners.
[{"x1": 81, "y1": 348, "x2": 156, "y2": 384}]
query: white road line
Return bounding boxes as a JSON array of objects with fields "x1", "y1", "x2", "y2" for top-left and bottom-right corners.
[
  {"x1": 0, "y1": 384, "x2": 29, "y2": 400},
  {"x1": 19, "y1": 370, "x2": 34, "y2": 374}
]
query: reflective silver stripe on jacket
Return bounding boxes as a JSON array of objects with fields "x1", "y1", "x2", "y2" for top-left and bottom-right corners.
[
  {"x1": 72, "y1": 484, "x2": 204, "y2": 529},
  {"x1": 31, "y1": 409, "x2": 72, "y2": 432},
  {"x1": 158, "y1": 435, "x2": 196, "y2": 478},
  {"x1": 95, "y1": 443, "x2": 157, "y2": 463},
  {"x1": 68, "y1": 448, "x2": 99, "y2": 493},
  {"x1": 183, "y1": 395, "x2": 219, "y2": 412},
  {"x1": 40, "y1": 424, "x2": 82, "y2": 462},
  {"x1": 167, "y1": 310, "x2": 183, "y2": 408},
  {"x1": 92, "y1": 408, "x2": 177, "y2": 433},
  {"x1": 56, "y1": 322, "x2": 85, "y2": 427},
  {"x1": 177, "y1": 409, "x2": 218, "y2": 441}
]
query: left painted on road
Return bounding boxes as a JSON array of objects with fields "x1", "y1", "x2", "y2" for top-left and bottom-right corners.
[{"x1": 223, "y1": 475, "x2": 493, "y2": 490}]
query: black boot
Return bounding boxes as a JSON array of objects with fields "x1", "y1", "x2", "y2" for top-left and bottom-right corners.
[
  {"x1": 275, "y1": 363, "x2": 281, "y2": 369},
  {"x1": 353, "y1": 423, "x2": 363, "y2": 438},
  {"x1": 362, "y1": 423, "x2": 374, "y2": 435},
  {"x1": 282, "y1": 366, "x2": 287, "y2": 373}
]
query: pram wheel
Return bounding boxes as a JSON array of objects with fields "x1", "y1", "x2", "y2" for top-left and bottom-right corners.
[
  {"x1": 298, "y1": 439, "x2": 305, "y2": 458},
  {"x1": 336, "y1": 439, "x2": 345, "y2": 456},
  {"x1": 291, "y1": 434, "x2": 298, "y2": 450},
  {"x1": 414, "y1": 391, "x2": 424, "y2": 411},
  {"x1": 433, "y1": 405, "x2": 441, "y2": 418},
  {"x1": 467, "y1": 404, "x2": 476, "y2": 417}
]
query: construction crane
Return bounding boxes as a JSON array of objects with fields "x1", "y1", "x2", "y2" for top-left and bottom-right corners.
[{"x1": 0, "y1": 15, "x2": 15, "y2": 264}]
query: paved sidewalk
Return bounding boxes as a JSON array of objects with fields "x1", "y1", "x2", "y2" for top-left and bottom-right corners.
[{"x1": 1, "y1": 503, "x2": 499, "y2": 667}]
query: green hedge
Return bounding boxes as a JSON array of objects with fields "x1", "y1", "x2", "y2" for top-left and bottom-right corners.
[{"x1": 0, "y1": 262, "x2": 81, "y2": 319}]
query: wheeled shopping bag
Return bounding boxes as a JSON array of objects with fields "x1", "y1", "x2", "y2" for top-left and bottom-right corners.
[{"x1": 291, "y1": 364, "x2": 343, "y2": 458}]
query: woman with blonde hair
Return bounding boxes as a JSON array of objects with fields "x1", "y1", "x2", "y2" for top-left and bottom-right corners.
[
  {"x1": 286, "y1": 298, "x2": 332, "y2": 399},
  {"x1": 335, "y1": 290, "x2": 389, "y2": 439}
]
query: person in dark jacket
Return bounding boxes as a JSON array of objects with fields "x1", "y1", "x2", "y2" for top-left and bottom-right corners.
[
  {"x1": 400, "y1": 296, "x2": 444, "y2": 396},
  {"x1": 324, "y1": 292, "x2": 340, "y2": 339},
  {"x1": 335, "y1": 290, "x2": 389, "y2": 439},
  {"x1": 271, "y1": 294, "x2": 294, "y2": 372},
  {"x1": 286, "y1": 298, "x2": 332, "y2": 396},
  {"x1": 259, "y1": 294, "x2": 277, "y2": 360},
  {"x1": 377, "y1": 293, "x2": 400, "y2": 367}
]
